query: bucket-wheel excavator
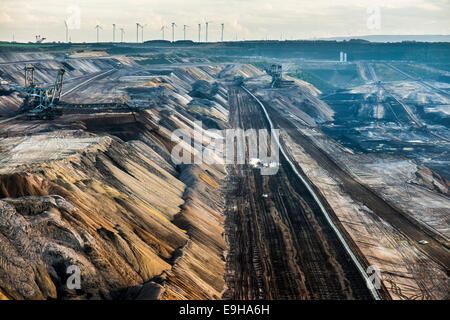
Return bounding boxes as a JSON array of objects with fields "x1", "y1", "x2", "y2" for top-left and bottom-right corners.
[{"x1": 23, "y1": 65, "x2": 65, "y2": 120}]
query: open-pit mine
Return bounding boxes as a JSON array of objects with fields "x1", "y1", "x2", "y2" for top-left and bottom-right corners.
[{"x1": 0, "y1": 41, "x2": 449, "y2": 300}]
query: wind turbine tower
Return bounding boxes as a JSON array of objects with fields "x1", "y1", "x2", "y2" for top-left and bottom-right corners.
[
  {"x1": 205, "y1": 21, "x2": 210, "y2": 42},
  {"x1": 198, "y1": 24, "x2": 201, "y2": 42},
  {"x1": 64, "y1": 20, "x2": 69, "y2": 43},
  {"x1": 120, "y1": 28, "x2": 125, "y2": 42},
  {"x1": 221, "y1": 23, "x2": 224, "y2": 42},
  {"x1": 161, "y1": 26, "x2": 166, "y2": 40},
  {"x1": 183, "y1": 25, "x2": 189, "y2": 41},
  {"x1": 171, "y1": 22, "x2": 176, "y2": 42},
  {"x1": 112, "y1": 24, "x2": 116, "y2": 42},
  {"x1": 136, "y1": 23, "x2": 141, "y2": 43},
  {"x1": 95, "y1": 24, "x2": 102, "y2": 43}
]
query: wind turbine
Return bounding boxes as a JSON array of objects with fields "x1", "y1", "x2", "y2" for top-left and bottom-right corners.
[
  {"x1": 120, "y1": 28, "x2": 125, "y2": 43},
  {"x1": 95, "y1": 24, "x2": 102, "y2": 43},
  {"x1": 112, "y1": 24, "x2": 116, "y2": 42},
  {"x1": 183, "y1": 25, "x2": 189, "y2": 41},
  {"x1": 198, "y1": 23, "x2": 201, "y2": 42},
  {"x1": 205, "y1": 21, "x2": 211, "y2": 42},
  {"x1": 221, "y1": 23, "x2": 224, "y2": 42},
  {"x1": 64, "y1": 20, "x2": 69, "y2": 43},
  {"x1": 136, "y1": 23, "x2": 141, "y2": 43},
  {"x1": 171, "y1": 22, "x2": 177, "y2": 42}
]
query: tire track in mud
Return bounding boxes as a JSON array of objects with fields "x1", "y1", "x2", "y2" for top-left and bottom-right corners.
[{"x1": 223, "y1": 86, "x2": 374, "y2": 300}]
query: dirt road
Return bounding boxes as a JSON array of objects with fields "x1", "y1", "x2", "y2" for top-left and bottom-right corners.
[{"x1": 223, "y1": 86, "x2": 377, "y2": 300}]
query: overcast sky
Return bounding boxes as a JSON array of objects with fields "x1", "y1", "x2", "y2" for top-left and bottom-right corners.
[{"x1": 1, "y1": 0, "x2": 449, "y2": 43}]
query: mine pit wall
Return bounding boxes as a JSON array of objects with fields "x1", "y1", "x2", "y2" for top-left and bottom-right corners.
[
  {"x1": 0, "y1": 62, "x2": 262, "y2": 300},
  {"x1": 160, "y1": 164, "x2": 227, "y2": 299},
  {"x1": 0, "y1": 111, "x2": 227, "y2": 300},
  {"x1": 252, "y1": 87, "x2": 450, "y2": 300}
]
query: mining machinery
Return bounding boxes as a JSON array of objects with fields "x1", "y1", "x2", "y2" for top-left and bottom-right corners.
[
  {"x1": 267, "y1": 64, "x2": 282, "y2": 85},
  {"x1": 265, "y1": 64, "x2": 294, "y2": 88},
  {"x1": 10, "y1": 64, "x2": 136, "y2": 120},
  {"x1": 35, "y1": 35, "x2": 46, "y2": 43},
  {"x1": 23, "y1": 65, "x2": 65, "y2": 120}
]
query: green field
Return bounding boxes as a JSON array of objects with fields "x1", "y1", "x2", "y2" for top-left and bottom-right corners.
[
  {"x1": 392, "y1": 63, "x2": 447, "y2": 81},
  {"x1": 288, "y1": 68, "x2": 338, "y2": 94},
  {"x1": 288, "y1": 62, "x2": 365, "y2": 93},
  {"x1": 372, "y1": 63, "x2": 409, "y2": 81}
]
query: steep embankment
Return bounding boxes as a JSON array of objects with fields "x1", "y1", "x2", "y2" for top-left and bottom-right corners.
[
  {"x1": 0, "y1": 63, "x2": 260, "y2": 300},
  {"x1": 0, "y1": 117, "x2": 225, "y2": 299}
]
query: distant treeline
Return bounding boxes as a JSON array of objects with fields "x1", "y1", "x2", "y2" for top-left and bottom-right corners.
[
  {"x1": 204, "y1": 40, "x2": 450, "y2": 63},
  {"x1": 1, "y1": 40, "x2": 449, "y2": 63}
]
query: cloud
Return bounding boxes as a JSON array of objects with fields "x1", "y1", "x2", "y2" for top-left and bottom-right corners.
[{"x1": 0, "y1": 12, "x2": 13, "y2": 24}]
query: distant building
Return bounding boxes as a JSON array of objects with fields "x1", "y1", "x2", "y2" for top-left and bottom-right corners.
[{"x1": 339, "y1": 51, "x2": 348, "y2": 63}]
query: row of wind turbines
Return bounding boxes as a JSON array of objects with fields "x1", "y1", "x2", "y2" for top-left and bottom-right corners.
[{"x1": 89, "y1": 22, "x2": 225, "y2": 43}]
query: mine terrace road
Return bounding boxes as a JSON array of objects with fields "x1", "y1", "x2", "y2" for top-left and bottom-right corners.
[{"x1": 223, "y1": 86, "x2": 379, "y2": 300}]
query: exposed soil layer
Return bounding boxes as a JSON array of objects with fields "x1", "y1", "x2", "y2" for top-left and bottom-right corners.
[
  {"x1": 261, "y1": 100, "x2": 450, "y2": 275},
  {"x1": 0, "y1": 112, "x2": 228, "y2": 300}
]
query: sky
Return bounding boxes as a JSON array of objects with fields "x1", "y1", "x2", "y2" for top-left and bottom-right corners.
[{"x1": 0, "y1": 0, "x2": 449, "y2": 43}]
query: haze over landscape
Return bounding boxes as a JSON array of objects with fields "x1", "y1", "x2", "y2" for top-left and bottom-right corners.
[{"x1": 1, "y1": 0, "x2": 449, "y2": 42}]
